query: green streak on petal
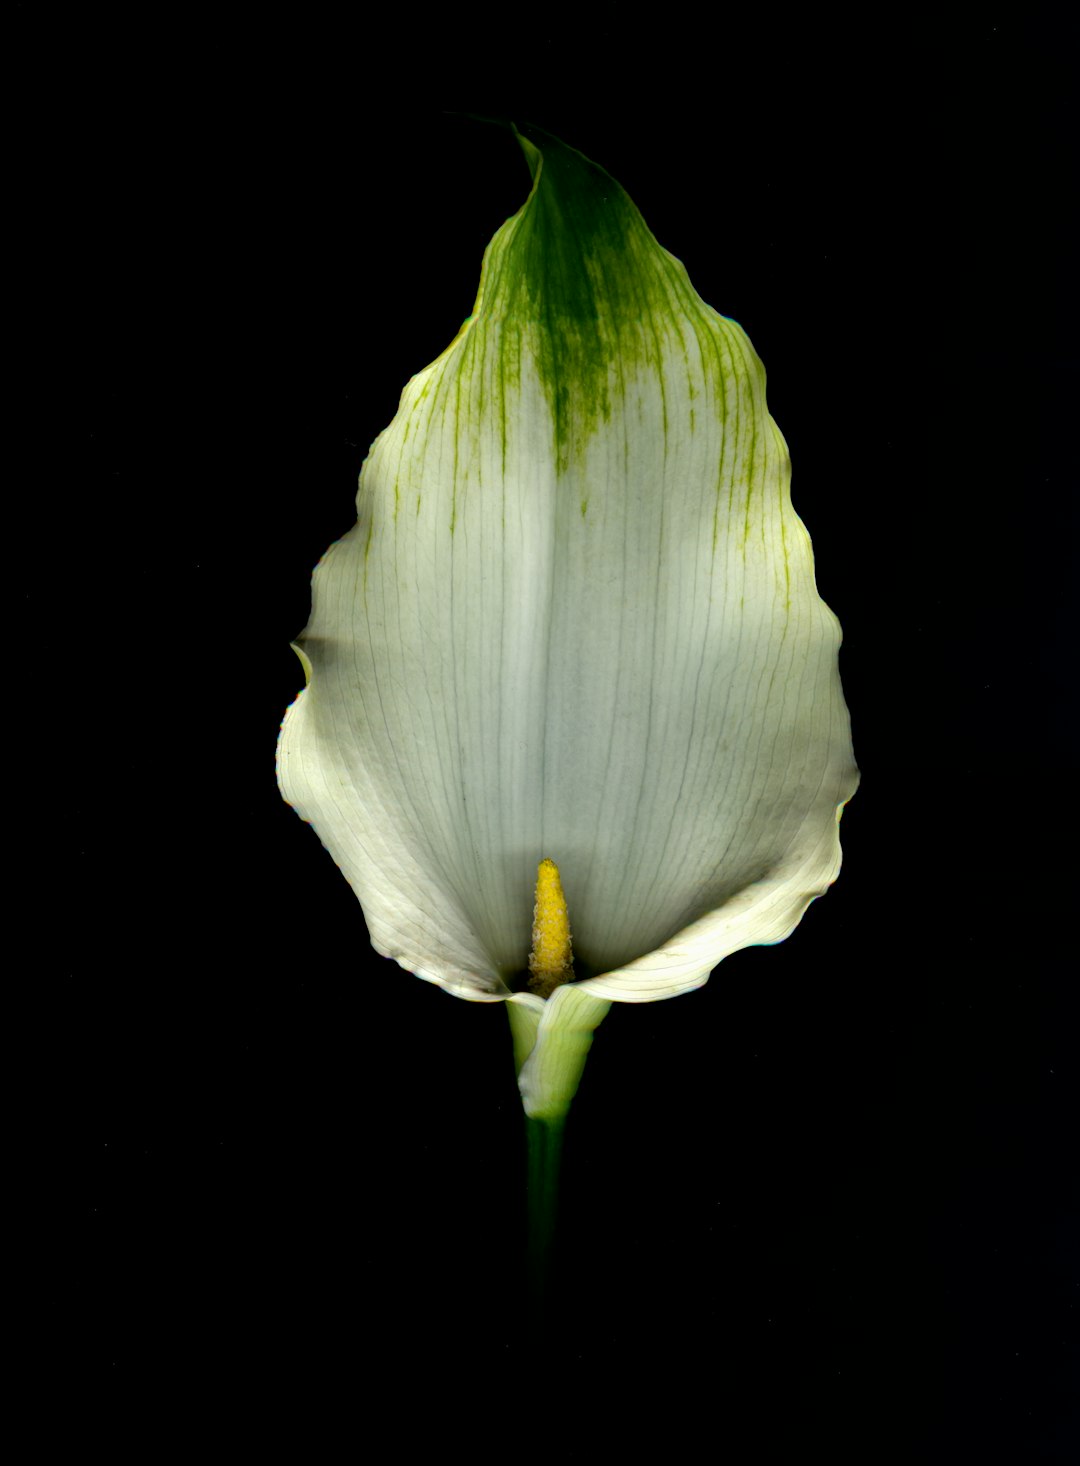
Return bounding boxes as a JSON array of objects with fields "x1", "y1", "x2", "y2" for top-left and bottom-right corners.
[{"x1": 483, "y1": 124, "x2": 679, "y2": 473}]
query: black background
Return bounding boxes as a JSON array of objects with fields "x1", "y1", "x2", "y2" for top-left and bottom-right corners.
[{"x1": 21, "y1": 5, "x2": 1075, "y2": 1458}]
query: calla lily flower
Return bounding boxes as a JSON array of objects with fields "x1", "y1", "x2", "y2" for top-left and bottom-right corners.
[{"x1": 277, "y1": 124, "x2": 858, "y2": 1127}]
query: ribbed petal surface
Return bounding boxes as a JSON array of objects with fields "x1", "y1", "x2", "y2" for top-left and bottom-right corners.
[{"x1": 277, "y1": 125, "x2": 858, "y2": 1003}]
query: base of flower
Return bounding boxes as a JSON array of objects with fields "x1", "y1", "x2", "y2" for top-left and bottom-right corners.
[
  {"x1": 507, "y1": 990, "x2": 610, "y2": 1318},
  {"x1": 506, "y1": 986, "x2": 611, "y2": 1122}
]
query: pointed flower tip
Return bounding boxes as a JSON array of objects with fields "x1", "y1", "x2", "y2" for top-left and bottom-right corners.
[
  {"x1": 528, "y1": 858, "x2": 573, "y2": 998},
  {"x1": 508, "y1": 120, "x2": 542, "y2": 181},
  {"x1": 289, "y1": 642, "x2": 313, "y2": 687}
]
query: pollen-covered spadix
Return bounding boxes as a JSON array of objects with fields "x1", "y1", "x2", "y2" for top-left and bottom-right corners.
[{"x1": 277, "y1": 124, "x2": 858, "y2": 1039}]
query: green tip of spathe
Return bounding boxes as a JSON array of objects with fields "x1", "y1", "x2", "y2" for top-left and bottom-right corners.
[
  {"x1": 481, "y1": 123, "x2": 659, "y2": 474},
  {"x1": 442, "y1": 108, "x2": 515, "y2": 130},
  {"x1": 512, "y1": 124, "x2": 542, "y2": 182}
]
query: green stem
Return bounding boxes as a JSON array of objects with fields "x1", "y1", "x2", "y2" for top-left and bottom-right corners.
[
  {"x1": 506, "y1": 990, "x2": 611, "y2": 1317},
  {"x1": 524, "y1": 1113, "x2": 566, "y2": 1315}
]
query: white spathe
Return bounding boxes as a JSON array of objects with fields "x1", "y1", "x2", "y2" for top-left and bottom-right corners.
[{"x1": 277, "y1": 127, "x2": 858, "y2": 1035}]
